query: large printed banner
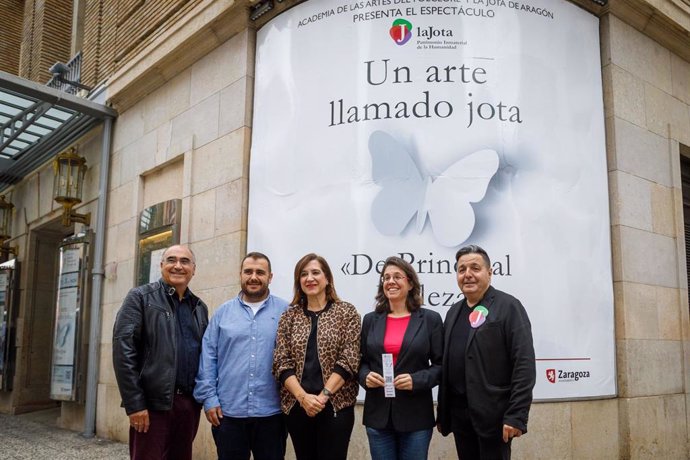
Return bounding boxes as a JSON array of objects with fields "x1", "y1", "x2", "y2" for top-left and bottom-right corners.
[{"x1": 248, "y1": 0, "x2": 615, "y2": 400}]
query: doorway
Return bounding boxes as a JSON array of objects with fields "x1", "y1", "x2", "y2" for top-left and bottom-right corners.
[{"x1": 13, "y1": 219, "x2": 73, "y2": 414}]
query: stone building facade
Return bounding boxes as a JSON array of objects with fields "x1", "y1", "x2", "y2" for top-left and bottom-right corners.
[{"x1": 0, "y1": 0, "x2": 689, "y2": 458}]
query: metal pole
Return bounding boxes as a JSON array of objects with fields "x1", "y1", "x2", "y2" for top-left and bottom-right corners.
[{"x1": 82, "y1": 116, "x2": 113, "y2": 437}]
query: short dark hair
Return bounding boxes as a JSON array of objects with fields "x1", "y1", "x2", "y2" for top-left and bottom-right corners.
[
  {"x1": 455, "y1": 245, "x2": 491, "y2": 269},
  {"x1": 291, "y1": 253, "x2": 340, "y2": 307},
  {"x1": 242, "y1": 251, "x2": 272, "y2": 272},
  {"x1": 374, "y1": 256, "x2": 423, "y2": 314}
]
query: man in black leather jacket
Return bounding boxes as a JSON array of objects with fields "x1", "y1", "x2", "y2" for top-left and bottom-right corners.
[{"x1": 113, "y1": 245, "x2": 209, "y2": 460}]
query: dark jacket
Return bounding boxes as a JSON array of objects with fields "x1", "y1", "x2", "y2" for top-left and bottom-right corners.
[
  {"x1": 359, "y1": 307, "x2": 443, "y2": 432},
  {"x1": 437, "y1": 286, "x2": 535, "y2": 438},
  {"x1": 112, "y1": 279, "x2": 208, "y2": 415}
]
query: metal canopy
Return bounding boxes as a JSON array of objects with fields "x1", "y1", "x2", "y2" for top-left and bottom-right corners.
[{"x1": 0, "y1": 71, "x2": 116, "y2": 191}]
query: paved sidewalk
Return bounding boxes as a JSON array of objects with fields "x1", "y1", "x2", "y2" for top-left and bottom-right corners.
[{"x1": 0, "y1": 410, "x2": 128, "y2": 459}]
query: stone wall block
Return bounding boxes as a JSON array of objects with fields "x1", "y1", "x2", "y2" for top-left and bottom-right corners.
[
  {"x1": 191, "y1": 232, "x2": 244, "y2": 292},
  {"x1": 215, "y1": 178, "x2": 247, "y2": 236},
  {"x1": 219, "y1": 76, "x2": 253, "y2": 136},
  {"x1": 683, "y1": 340, "x2": 690, "y2": 391},
  {"x1": 191, "y1": 129, "x2": 249, "y2": 195},
  {"x1": 651, "y1": 183, "x2": 676, "y2": 237},
  {"x1": 619, "y1": 395, "x2": 688, "y2": 459},
  {"x1": 98, "y1": 344, "x2": 116, "y2": 385},
  {"x1": 170, "y1": 92, "x2": 220, "y2": 156},
  {"x1": 96, "y1": 383, "x2": 129, "y2": 442},
  {"x1": 100, "y1": 301, "x2": 120, "y2": 345},
  {"x1": 617, "y1": 339, "x2": 683, "y2": 397},
  {"x1": 141, "y1": 160, "x2": 184, "y2": 210},
  {"x1": 614, "y1": 281, "x2": 658, "y2": 340},
  {"x1": 189, "y1": 188, "x2": 216, "y2": 243},
  {"x1": 194, "y1": 285, "x2": 238, "y2": 313},
  {"x1": 142, "y1": 68, "x2": 192, "y2": 134},
  {"x1": 610, "y1": 225, "x2": 622, "y2": 283},
  {"x1": 82, "y1": 161, "x2": 101, "y2": 205},
  {"x1": 609, "y1": 65, "x2": 647, "y2": 129},
  {"x1": 605, "y1": 115, "x2": 616, "y2": 171},
  {"x1": 38, "y1": 166, "x2": 56, "y2": 217},
  {"x1": 22, "y1": 175, "x2": 39, "y2": 224},
  {"x1": 513, "y1": 402, "x2": 571, "y2": 460},
  {"x1": 613, "y1": 117, "x2": 672, "y2": 186},
  {"x1": 671, "y1": 54, "x2": 690, "y2": 105},
  {"x1": 112, "y1": 104, "x2": 145, "y2": 153},
  {"x1": 118, "y1": 130, "x2": 155, "y2": 185},
  {"x1": 644, "y1": 83, "x2": 690, "y2": 145},
  {"x1": 190, "y1": 30, "x2": 250, "y2": 106},
  {"x1": 109, "y1": 152, "x2": 122, "y2": 191},
  {"x1": 656, "y1": 286, "x2": 683, "y2": 341},
  {"x1": 114, "y1": 217, "x2": 136, "y2": 263},
  {"x1": 617, "y1": 225, "x2": 678, "y2": 288},
  {"x1": 608, "y1": 170, "x2": 652, "y2": 231},
  {"x1": 157, "y1": 120, "x2": 193, "y2": 163},
  {"x1": 680, "y1": 290, "x2": 690, "y2": 342},
  {"x1": 102, "y1": 258, "x2": 134, "y2": 306},
  {"x1": 106, "y1": 181, "x2": 135, "y2": 227},
  {"x1": 608, "y1": 16, "x2": 672, "y2": 93},
  {"x1": 571, "y1": 399, "x2": 620, "y2": 459}
]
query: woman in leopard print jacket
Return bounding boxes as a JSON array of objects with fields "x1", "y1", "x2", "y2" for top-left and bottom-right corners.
[{"x1": 273, "y1": 253, "x2": 361, "y2": 460}]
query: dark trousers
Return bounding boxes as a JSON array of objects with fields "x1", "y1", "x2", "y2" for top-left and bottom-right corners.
[
  {"x1": 286, "y1": 403, "x2": 354, "y2": 460},
  {"x1": 212, "y1": 413, "x2": 287, "y2": 460},
  {"x1": 129, "y1": 393, "x2": 201, "y2": 460},
  {"x1": 450, "y1": 395, "x2": 511, "y2": 460}
]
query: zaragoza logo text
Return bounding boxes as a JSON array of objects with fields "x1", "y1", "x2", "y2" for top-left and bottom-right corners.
[
  {"x1": 390, "y1": 19, "x2": 412, "y2": 45},
  {"x1": 546, "y1": 368, "x2": 591, "y2": 384}
]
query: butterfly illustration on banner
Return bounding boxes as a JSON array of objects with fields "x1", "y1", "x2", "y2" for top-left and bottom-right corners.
[{"x1": 369, "y1": 130, "x2": 499, "y2": 247}]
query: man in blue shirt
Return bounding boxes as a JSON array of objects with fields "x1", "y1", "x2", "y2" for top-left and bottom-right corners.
[{"x1": 194, "y1": 252, "x2": 289, "y2": 460}]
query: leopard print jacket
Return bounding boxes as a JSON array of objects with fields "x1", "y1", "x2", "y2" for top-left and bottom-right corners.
[{"x1": 273, "y1": 300, "x2": 361, "y2": 414}]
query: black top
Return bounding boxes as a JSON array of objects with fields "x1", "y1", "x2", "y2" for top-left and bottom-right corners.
[
  {"x1": 300, "y1": 302, "x2": 333, "y2": 394},
  {"x1": 447, "y1": 300, "x2": 473, "y2": 396},
  {"x1": 172, "y1": 291, "x2": 201, "y2": 393}
]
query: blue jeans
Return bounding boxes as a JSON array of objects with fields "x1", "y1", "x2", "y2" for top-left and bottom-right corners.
[{"x1": 366, "y1": 426, "x2": 433, "y2": 460}]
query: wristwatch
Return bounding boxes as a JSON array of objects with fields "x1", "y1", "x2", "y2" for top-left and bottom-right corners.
[{"x1": 322, "y1": 387, "x2": 334, "y2": 397}]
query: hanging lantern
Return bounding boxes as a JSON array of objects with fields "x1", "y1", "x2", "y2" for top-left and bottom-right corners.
[
  {"x1": 53, "y1": 147, "x2": 90, "y2": 226},
  {"x1": 0, "y1": 195, "x2": 14, "y2": 242}
]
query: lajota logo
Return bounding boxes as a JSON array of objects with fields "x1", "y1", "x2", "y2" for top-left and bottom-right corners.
[{"x1": 390, "y1": 19, "x2": 412, "y2": 45}]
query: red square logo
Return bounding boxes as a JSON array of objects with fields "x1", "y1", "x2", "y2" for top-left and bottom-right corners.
[{"x1": 546, "y1": 369, "x2": 556, "y2": 384}]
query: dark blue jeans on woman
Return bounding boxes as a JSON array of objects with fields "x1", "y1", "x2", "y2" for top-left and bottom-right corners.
[{"x1": 366, "y1": 426, "x2": 433, "y2": 460}]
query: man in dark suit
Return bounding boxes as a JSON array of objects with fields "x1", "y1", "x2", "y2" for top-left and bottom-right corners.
[{"x1": 437, "y1": 245, "x2": 535, "y2": 460}]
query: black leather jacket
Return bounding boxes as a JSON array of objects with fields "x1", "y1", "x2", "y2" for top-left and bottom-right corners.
[{"x1": 112, "y1": 279, "x2": 208, "y2": 415}]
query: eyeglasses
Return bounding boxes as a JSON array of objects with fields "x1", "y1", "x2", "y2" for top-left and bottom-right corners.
[
  {"x1": 382, "y1": 274, "x2": 407, "y2": 283},
  {"x1": 163, "y1": 256, "x2": 194, "y2": 267}
]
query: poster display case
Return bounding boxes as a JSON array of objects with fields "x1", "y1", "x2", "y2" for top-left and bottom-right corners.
[
  {"x1": 0, "y1": 258, "x2": 19, "y2": 391},
  {"x1": 50, "y1": 231, "x2": 92, "y2": 402}
]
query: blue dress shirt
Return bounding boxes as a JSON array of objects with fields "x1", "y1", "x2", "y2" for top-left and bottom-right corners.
[{"x1": 194, "y1": 293, "x2": 289, "y2": 417}]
